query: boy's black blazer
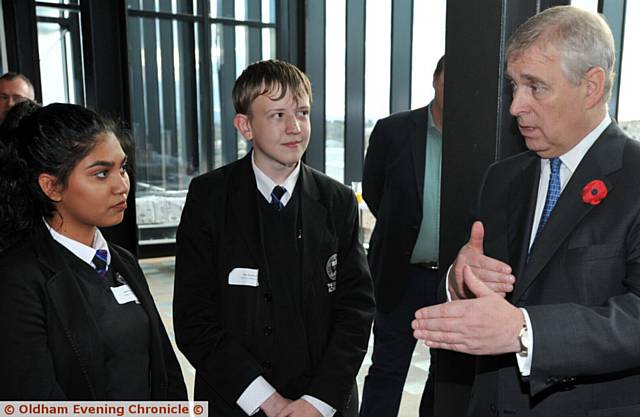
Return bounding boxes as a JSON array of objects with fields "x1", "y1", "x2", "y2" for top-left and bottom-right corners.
[{"x1": 173, "y1": 153, "x2": 375, "y2": 416}]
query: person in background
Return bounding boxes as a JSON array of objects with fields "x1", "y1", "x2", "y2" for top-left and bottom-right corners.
[
  {"x1": 173, "y1": 59, "x2": 375, "y2": 417},
  {"x1": 413, "y1": 6, "x2": 640, "y2": 416},
  {"x1": 0, "y1": 102, "x2": 187, "y2": 400},
  {"x1": 0, "y1": 72, "x2": 35, "y2": 124},
  {"x1": 359, "y1": 56, "x2": 445, "y2": 417}
]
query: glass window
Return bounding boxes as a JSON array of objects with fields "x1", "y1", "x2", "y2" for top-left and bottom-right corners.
[
  {"x1": 36, "y1": 5, "x2": 85, "y2": 105},
  {"x1": 210, "y1": 0, "x2": 233, "y2": 19},
  {"x1": 235, "y1": 25, "x2": 249, "y2": 80},
  {"x1": 127, "y1": 0, "x2": 199, "y2": 15},
  {"x1": 37, "y1": 0, "x2": 79, "y2": 5},
  {"x1": 235, "y1": 0, "x2": 247, "y2": 20},
  {"x1": 235, "y1": 24, "x2": 250, "y2": 158},
  {"x1": 211, "y1": 24, "x2": 225, "y2": 168},
  {"x1": 312, "y1": 0, "x2": 447, "y2": 185},
  {"x1": 325, "y1": 0, "x2": 346, "y2": 183},
  {"x1": 209, "y1": 0, "x2": 274, "y2": 21},
  {"x1": 364, "y1": 0, "x2": 391, "y2": 153},
  {"x1": 618, "y1": 1, "x2": 640, "y2": 140},
  {"x1": 129, "y1": 16, "x2": 204, "y2": 245},
  {"x1": 411, "y1": 1, "x2": 446, "y2": 109},
  {"x1": 262, "y1": 0, "x2": 275, "y2": 24},
  {"x1": 128, "y1": 3, "x2": 277, "y2": 247},
  {"x1": 570, "y1": 0, "x2": 599, "y2": 12},
  {"x1": 262, "y1": 27, "x2": 275, "y2": 57}
]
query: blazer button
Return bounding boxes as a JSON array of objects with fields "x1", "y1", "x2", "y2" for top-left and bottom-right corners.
[
  {"x1": 264, "y1": 326, "x2": 273, "y2": 335},
  {"x1": 263, "y1": 293, "x2": 272, "y2": 302}
]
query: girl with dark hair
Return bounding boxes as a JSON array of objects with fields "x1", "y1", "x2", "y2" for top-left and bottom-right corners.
[{"x1": 0, "y1": 102, "x2": 187, "y2": 400}]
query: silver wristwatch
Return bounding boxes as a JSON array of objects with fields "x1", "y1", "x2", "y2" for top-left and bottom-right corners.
[{"x1": 518, "y1": 321, "x2": 530, "y2": 357}]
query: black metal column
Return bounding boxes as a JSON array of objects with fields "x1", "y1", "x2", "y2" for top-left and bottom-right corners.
[
  {"x1": 2, "y1": 0, "x2": 41, "y2": 100},
  {"x1": 304, "y1": 0, "x2": 326, "y2": 172},
  {"x1": 219, "y1": 0, "x2": 237, "y2": 164},
  {"x1": 247, "y1": 0, "x2": 262, "y2": 63},
  {"x1": 436, "y1": 0, "x2": 568, "y2": 415},
  {"x1": 277, "y1": 0, "x2": 303, "y2": 66},
  {"x1": 600, "y1": 0, "x2": 627, "y2": 119},
  {"x1": 80, "y1": 0, "x2": 136, "y2": 253},
  {"x1": 344, "y1": 0, "x2": 365, "y2": 185},
  {"x1": 389, "y1": 0, "x2": 412, "y2": 114}
]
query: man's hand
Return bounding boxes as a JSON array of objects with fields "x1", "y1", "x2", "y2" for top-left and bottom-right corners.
[
  {"x1": 413, "y1": 265, "x2": 524, "y2": 355},
  {"x1": 449, "y1": 221, "x2": 515, "y2": 300},
  {"x1": 276, "y1": 399, "x2": 322, "y2": 417},
  {"x1": 261, "y1": 392, "x2": 292, "y2": 417}
]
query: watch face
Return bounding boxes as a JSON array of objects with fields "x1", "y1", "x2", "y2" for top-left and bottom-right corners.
[
  {"x1": 522, "y1": 330, "x2": 530, "y2": 348},
  {"x1": 518, "y1": 325, "x2": 530, "y2": 356}
]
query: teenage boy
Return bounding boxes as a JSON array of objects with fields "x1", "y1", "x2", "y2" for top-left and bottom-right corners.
[{"x1": 174, "y1": 59, "x2": 375, "y2": 417}]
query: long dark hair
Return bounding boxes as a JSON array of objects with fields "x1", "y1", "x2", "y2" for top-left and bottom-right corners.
[{"x1": 0, "y1": 102, "x2": 128, "y2": 251}]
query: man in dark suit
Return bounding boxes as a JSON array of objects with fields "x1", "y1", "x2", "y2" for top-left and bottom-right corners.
[
  {"x1": 359, "y1": 56, "x2": 444, "y2": 417},
  {"x1": 413, "y1": 6, "x2": 640, "y2": 416},
  {"x1": 173, "y1": 59, "x2": 374, "y2": 417}
]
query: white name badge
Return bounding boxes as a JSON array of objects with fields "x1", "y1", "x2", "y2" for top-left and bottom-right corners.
[
  {"x1": 228, "y1": 268, "x2": 259, "y2": 287},
  {"x1": 110, "y1": 284, "x2": 141, "y2": 304}
]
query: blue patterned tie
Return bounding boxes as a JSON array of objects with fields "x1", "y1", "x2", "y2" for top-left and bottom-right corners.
[
  {"x1": 534, "y1": 157, "x2": 562, "y2": 242},
  {"x1": 270, "y1": 185, "x2": 286, "y2": 211},
  {"x1": 93, "y1": 249, "x2": 109, "y2": 278}
]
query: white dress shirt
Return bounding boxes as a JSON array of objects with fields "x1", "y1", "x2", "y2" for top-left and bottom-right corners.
[
  {"x1": 44, "y1": 220, "x2": 110, "y2": 267},
  {"x1": 252, "y1": 154, "x2": 300, "y2": 208}
]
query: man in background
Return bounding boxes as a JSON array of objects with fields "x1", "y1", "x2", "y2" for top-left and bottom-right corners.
[
  {"x1": 360, "y1": 56, "x2": 445, "y2": 417},
  {"x1": 0, "y1": 72, "x2": 35, "y2": 124}
]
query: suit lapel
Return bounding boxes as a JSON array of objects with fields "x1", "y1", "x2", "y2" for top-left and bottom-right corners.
[
  {"x1": 512, "y1": 124, "x2": 626, "y2": 301},
  {"x1": 229, "y1": 154, "x2": 264, "y2": 268},
  {"x1": 109, "y1": 247, "x2": 168, "y2": 396},
  {"x1": 410, "y1": 107, "x2": 429, "y2": 204},
  {"x1": 33, "y1": 225, "x2": 106, "y2": 398},
  {"x1": 507, "y1": 154, "x2": 540, "y2": 283},
  {"x1": 109, "y1": 247, "x2": 156, "y2": 311},
  {"x1": 299, "y1": 164, "x2": 332, "y2": 289}
]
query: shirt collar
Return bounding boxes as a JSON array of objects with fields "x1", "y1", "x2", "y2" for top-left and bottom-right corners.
[
  {"x1": 556, "y1": 114, "x2": 611, "y2": 174},
  {"x1": 44, "y1": 219, "x2": 110, "y2": 267},
  {"x1": 251, "y1": 152, "x2": 301, "y2": 206},
  {"x1": 427, "y1": 103, "x2": 440, "y2": 133}
]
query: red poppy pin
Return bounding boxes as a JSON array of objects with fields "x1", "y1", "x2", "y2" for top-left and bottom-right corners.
[{"x1": 582, "y1": 180, "x2": 608, "y2": 206}]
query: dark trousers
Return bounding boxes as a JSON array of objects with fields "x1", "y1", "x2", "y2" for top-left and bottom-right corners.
[{"x1": 360, "y1": 265, "x2": 439, "y2": 417}]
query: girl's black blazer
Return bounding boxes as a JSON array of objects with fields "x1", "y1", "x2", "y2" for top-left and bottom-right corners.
[{"x1": 0, "y1": 223, "x2": 187, "y2": 400}]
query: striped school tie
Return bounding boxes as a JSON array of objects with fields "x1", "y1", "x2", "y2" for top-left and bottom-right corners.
[
  {"x1": 270, "y1": 185, "x2": 286, "y2": 211},
  {"x1": 92, "y1": 249, "x2": 109, "y2": 278}
]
